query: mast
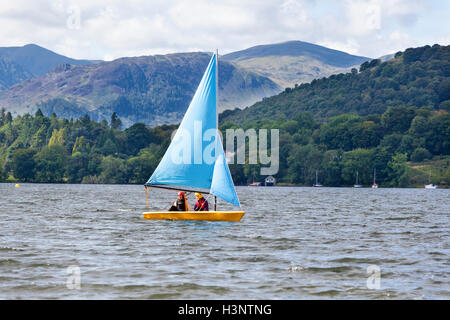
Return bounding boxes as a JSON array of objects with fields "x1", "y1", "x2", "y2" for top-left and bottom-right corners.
[
  {"x1": 215, "y1": 49, "x2": 219, "y2": 155},
  {"x1": 215, "y1": 49, "x2": 219, "y2": 211}
]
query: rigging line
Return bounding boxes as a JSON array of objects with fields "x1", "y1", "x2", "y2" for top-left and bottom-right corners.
[{"x1": 144, "y1": 186, "x2": 150, "y2": 209}]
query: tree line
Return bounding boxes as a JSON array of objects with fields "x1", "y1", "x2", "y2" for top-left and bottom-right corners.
[
  {"x1": 0, "y1": 106, "x2": 448, "y2": 187},
  {"x1": 0, "y1": 109, "x2": 175, "y2": 184},
  {"x1": 223, "y1": 107, "x2": 449, "y2": 187}
]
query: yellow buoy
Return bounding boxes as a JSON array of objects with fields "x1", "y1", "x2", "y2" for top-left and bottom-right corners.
[{"x1": 15, "y1": 184, "x2": 19, "y2": 188}]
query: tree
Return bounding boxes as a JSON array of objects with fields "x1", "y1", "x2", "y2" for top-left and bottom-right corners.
[
  {"x1": 409, "y1": 116, "x2": 429, "y2": 137},
  {"x1": 321, "y1": 149, "x2": 343, "y2": 186},
  {"x1": 5, "y1": 111, "x2": 12, "y2": 123},
  {"x1": 110, "y1": 112, "x2": 122, "y2": 130},
  {"x1": 101, "y1": 138, "x2": 118, "y2": 155},
  {"x1": 280, "y1": 120, "x2": 298, "y2": 135},
  {"x1": 126, "y1": 149, "x2": 158, "y2": 184},
  {"x1": 0, "y1": 107, "x2": 5, "y2": 126},
  {"x1": 11, "y1": 149, "x2": 37, "y2": 181},
  {"x1": 30, "y1": 125, "x2": 48, "y2": 149},
  {"x1": 294, "y1": 111, "x2": 316, "y2": 130},
  {"x1": 66, "y1": 152, "x2": 89, "y2": 183},
  {"x1": 35, "y1": 108, "x2": 44, "y2": 118},
  {"x1": 410, "y1": 147, "x2": 432, "y2": 162},
  {"x1": 381, "y1": 106, "x2": 416, "y2": 134},
  {"x1": 124, "y1": 123, "x2": 151, "y2": 155},
  {"x1": 387, "y1": 153, "x2": 408, "y2": 186},
  {"x1": 0, "y1": 163, "x2": 7, "y2": 181},
  {"x1": 340, "y1": 148, "x2": 374, "y2": 186},
  {"x1": 426, "y1": 113, "x2": 450, "y2": 155},
  {"x1": 287, "y1": 144, "x2": 323, "y2": 184},
  {"x1": 48, "y1": 128, "x2": 67, "y2": 146},
  {"x1": 35, "y1": 144, "x2": 68, "y2": 182},
  {"x1": 99, "y1": 156, "x2": 128, "y2": 183}
]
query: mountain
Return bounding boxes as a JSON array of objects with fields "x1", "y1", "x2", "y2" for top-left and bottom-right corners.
[
  {"x1": 222, "y1": 40, "x2": 371, "y2": 89},
  {"x1": 0, "y1": 44, "x2": 99, "y2": 81},
  {"x1": 220, "y1": 44, "x2": 450, "y2": 125},
  {"x1": 0, "y1": 52, "x2": 280, "y2": 127},
  {"x1": 0, "y1": 41, "x2": 372, "y2": 127},
  {"x1": 0, "y1": 57, "x2": 33, "y2": 90}
]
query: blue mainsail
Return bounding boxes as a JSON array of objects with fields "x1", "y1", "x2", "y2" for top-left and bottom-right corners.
[{"x1": 146, "y1": 53, "x2": 240, "y2": 207}]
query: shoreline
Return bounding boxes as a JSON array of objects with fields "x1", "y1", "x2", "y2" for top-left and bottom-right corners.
[{"x1": 2, "y1": 182, "x2": 448, "y2": 189}]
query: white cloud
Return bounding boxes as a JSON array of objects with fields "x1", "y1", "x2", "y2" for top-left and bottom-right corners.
[
  {"x1": 0, "y1": 0, "x2": 447, "y2": 60},
  {"x1": 436, "y1": 33, "x2": 450, "y2": 46},
  {"x1": 317, "y1": 39, "x2": 361, "y2": 56},
  {"x1": 345, "y1": 0, "x2": 381, "y2": 36}
]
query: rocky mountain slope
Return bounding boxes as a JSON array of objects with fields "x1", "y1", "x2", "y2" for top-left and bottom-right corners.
[{"x1": 223, "y1": 40, "x2": 371, "y2": 89}]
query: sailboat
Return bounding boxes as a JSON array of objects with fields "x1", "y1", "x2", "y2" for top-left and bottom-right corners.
[
  {"x1": 142, "y1": 51, "x2": 245, "y2": 221},
  {"x1": 424, "y1": 168, "x2": 438, "y2": 189},
  {"x1": 353, "y1": 171, "x2": 362, "y2": 188},
  {"x1": 313, "y1": 170, "x2": 322, "y2": 187},
  {"x1": 371, "y1": 168, "x2": 378, "y2": 188},
  {"x1": 248, "y1": 173, "x2": 261, "y2": 186}
]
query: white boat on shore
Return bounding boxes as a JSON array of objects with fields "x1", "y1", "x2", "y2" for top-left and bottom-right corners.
[
  {"x1": 313, "y1": 170, "x2": 323, "y2": 187},
  {"x1": 353, "y1": 171, "x2": 362, "y2": 188},
  {"x1": 424, "y1": 169, "x2": 438, "y2": 189},
  {"x1": 371, "y1": 168, "x2": 378, "y2": 188}
]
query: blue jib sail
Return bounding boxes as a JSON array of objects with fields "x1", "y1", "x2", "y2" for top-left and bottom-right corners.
[{"x1": 146, "y1": 53, "x2": 240, "y2": 207}]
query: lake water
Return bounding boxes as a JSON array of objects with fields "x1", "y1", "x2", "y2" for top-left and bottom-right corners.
[{"x1": 0, "y1": 183, "x2": 449, "y2": 299}]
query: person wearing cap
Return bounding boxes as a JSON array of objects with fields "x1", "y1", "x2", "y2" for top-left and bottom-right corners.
[
  {"x1": 169, "y1": 191, "x2": 189, "y2": 211},
  {"x1": 194, "y1": 193, "x2": 209, "y2": 211}
]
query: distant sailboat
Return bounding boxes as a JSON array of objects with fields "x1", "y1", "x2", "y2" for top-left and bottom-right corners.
[
  {"x1": 353, "y1": 171, "x2": 362, "y2": 188},
  {"x1": 424, "y1": 168, "x2": 438, "y2": 189},
  {"x1": 248, "y1": 174, "x2": 261, "y2": 186},
  {"x1": 142, "y1": 51, "x2": 245, "y2": 221},
  {"x1": 371, "y1": 168, "x2": 378, "y2": 188},
  {"x1": 313, "y1": 170, "x2": 323, "y2": 187}
]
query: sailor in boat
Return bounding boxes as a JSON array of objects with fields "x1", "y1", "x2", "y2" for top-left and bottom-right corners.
[
  {"x1": 142, "y1": 52, "x2": 245, "y2": 221},
  {"x1": 169, "y1": 191, "x2": 190, "y2": 211},
  {"x1": 194, "y1": 193, "x2": 209, "y2": 211}
]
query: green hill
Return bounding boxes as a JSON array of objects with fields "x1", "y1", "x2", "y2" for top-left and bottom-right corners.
[
  {"x1": 219, "y1": 44, "x2": 449, "y2": 187},
  {"x1": 221, "y1": 44, "x2": 450, "y2": 124}
]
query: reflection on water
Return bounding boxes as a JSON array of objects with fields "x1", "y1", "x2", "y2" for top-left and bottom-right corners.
[{"x1": 0, "y1": 183, "x2": 449, "y2": 299}]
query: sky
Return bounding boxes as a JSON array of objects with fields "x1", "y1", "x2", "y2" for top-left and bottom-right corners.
[{"x1": 0, "y1": 0, "x2": 449, "y2": 61}]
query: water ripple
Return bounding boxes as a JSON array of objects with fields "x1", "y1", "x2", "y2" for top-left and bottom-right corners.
[{"x1": 0, "y1": 184, "x2": 449, "y2": 299}]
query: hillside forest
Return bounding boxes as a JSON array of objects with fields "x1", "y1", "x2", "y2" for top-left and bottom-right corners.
[{"x1": 0, "y1": 45, "x2": 449, "y2": 187}]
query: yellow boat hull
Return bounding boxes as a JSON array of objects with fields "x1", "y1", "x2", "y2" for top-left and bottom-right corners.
[{"x1": 142, "y1": 211, "x2": 245, "y2": 221}]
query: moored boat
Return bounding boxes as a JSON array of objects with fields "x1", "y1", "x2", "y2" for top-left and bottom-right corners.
[
  {"x1": 371, "y1": 168, "x2": 378, "y2": 188},
  {"x1": 353, "y1": 171, "x2": 362, "y2": 188},
  {"x1": 424, "y1": 169, "x2": 437, "y2": 189},
  {"x1": 313, "y1": 170, "x2": 323, "y2": 187}
]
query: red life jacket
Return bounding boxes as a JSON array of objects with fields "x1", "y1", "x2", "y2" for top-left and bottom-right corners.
[{"x1": 194, "y1": 198, "x2": 209, "y2": 211}]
